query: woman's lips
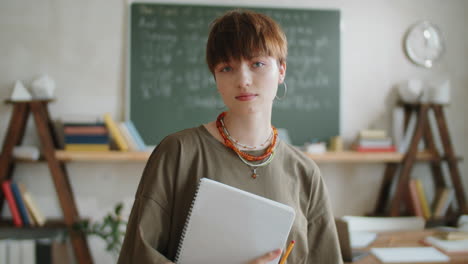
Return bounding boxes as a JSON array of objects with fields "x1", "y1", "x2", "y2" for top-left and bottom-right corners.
[{"x1": 235, "y1": 94, "x2": 257, "y2": 101}]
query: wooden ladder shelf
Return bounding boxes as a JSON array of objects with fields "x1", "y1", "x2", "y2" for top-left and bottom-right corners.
[
  {"x1": 374, "y1": 103, "x2": 466, "y2": 220},
  {"x1": 0, "y1": 100, "x2": 93, "y2": 264}
]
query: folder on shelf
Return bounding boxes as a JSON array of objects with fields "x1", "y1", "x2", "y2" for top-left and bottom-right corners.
[{"x1": 175, "y1": 178, "x2": 296, "y2": 264}]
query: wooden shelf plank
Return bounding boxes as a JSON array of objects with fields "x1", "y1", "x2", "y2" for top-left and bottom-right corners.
[
  {"x1": 55, "y1": 150, "x2": 151, "y2": 161},
  {"x1": 307, "y1": 151, "x2": 439, "y2": 163},
  {"x1": 0, "y1": 219, "x2": 67, "y2": 239},
  {"x1": 55, "y1": 150, "x2": 452, "y2": 163}
]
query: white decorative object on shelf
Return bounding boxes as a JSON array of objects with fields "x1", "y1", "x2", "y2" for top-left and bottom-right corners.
[
  {"x1": 304, "y1": 142, "x2": 327, "y2": 154},
  {"x1": 397, "y1": 79, "x2": 425, "y2": 103},
  {"x1": 10, "y1": 80, "x2": 32, "y2": 101},
  {"x1": 13, "y1": 145, "x2": 40, "y2": 160},
  {"x1": 31, "y1": 75, "x2": 55, "y2": 99}
]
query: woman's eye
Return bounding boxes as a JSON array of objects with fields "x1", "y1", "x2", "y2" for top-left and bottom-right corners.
[
  {"x1": 253, "y1": 62, "x2": 265, "y2": 68},
  {"x1": 220, "y1": 66, "x2": 232, "y2": 72}
]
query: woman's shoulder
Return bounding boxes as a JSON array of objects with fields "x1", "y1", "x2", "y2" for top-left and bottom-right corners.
[
  {"x1": 157, "y1": 125, "x2": 207, "y2": 148},
  {"x1": 279, "y1": 141, "x2": 319, "y2": 170}
]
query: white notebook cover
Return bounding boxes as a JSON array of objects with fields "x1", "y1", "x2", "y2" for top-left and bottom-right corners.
[{"x1": 175, "y1": 178, "x2": 296, "y2": 264}]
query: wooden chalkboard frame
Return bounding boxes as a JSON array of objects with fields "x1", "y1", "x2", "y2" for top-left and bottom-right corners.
[{"x1": 126, "y1": 2, "x2": 340, "y2": 146}]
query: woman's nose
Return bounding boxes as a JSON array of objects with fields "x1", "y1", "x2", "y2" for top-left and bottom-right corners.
[{"x1": 237, "y1": 65, "x2": 252, "y2": 88}]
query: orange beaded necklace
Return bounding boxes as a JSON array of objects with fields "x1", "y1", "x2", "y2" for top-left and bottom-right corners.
[{"x1": 216, "y1": 112, "x2": 278, "y2": 162}]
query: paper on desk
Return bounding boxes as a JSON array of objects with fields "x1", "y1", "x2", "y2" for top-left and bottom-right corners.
[
  {"x1": 349, "y1": 231, "x2": 377, "y2": 248},
  {"x1": 371, "y1": 247, "x2": 449, "y2": 263}
]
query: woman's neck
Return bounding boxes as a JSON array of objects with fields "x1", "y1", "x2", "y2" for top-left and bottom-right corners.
[{"x1": 222, "y1": 111, "x2": 272, "y2": 150}]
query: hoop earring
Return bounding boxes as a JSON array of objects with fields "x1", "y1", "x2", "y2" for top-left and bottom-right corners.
[{"x1": 275, "y1": 81, "x2": 287, "y2": 100}]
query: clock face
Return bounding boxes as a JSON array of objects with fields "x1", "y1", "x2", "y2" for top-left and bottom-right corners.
[{"x1": 404, "y1": 21, "x2": 445, "y2": 68}]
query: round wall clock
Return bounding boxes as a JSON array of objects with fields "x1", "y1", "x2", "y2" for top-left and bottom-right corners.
[{"x1": 404, "y1": 21, "x2": 445, "y2": 68}]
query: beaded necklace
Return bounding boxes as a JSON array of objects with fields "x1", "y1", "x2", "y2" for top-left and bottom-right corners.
[
  {"x1": 216, "y1": 112, "x2": 278, "y2": 179},
  {"x1": 219, "y1": 117, "x2": 273, "y2": 150}
]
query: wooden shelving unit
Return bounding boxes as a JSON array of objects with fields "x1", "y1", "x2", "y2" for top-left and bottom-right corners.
[
  {"x1": 373, "y1": 103, "x2": 467, "y2": 220},
  {"x1": 0, "y1": 100, "x2": 93, "y2": 264}
]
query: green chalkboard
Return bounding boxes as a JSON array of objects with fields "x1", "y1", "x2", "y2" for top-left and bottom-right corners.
[{"x1": 128, "y1": 3, "x2": 340, "y2": 146}]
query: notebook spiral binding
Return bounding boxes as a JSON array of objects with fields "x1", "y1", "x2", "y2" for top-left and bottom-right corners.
[{"x1": 174, "y1": 178, "x2": 205, "y2": 263}]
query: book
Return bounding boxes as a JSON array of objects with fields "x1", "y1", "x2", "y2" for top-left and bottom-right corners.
[
  {"x1": 18, "y1": 183, "x2": 46, "y2": 226},
  {"x1": 118, "y1": 122, "x2": 139, "y2": 151},
  {"x1": 64, "y1": 134, "x2": 110, "y2": 144},
  {"x1": 10, "y1": 181, "x2": 32, "y2": 226},
  {"x1": 125, "y1": 120, "x2": 146, "y2": 150},
  {"x1": 63, "y1": 125, "x2": 108, "y2": 135},
  {"x1": 357, "y1": 138, "x2": 393, "y2": 148},
  {"x1": 0, "y1": 240, "x2": 7, "y2": 264},
  {"x1": 64, "y1": 144, "x2": 109, "y2": 151},
  {"x1": 415, "y1": 179, "x2": 431, "y2": 219},
  {"x1": 36, "y1": 239, "x2": 52, "y2": 264},
  {"x1": 52, "y1": 120, "x2": 65, "y2": 150},
  {"x1": 103, "y1": 113, "x2": 129, "y2": 151},
  {"x1": 9, "y1": 240, "x2": 21, "y2": 264},
  {"x1": 341, "y1": 216, "x2": 425, "y2": 232},
  {"x1": 1, "y1": 180, "x2": 23, "y2": 227},
  {"x1": 433, "y1": 188, "x2": 454, "y2": 218},
  {"x1": 359, "y1": 129, "x2": 387, "y2": 139},
  {"x1": 20, "y1": 240, "x2": 36, "y2": 264},
  {"x1": 436, "y1": 230, "x2": 468, "y2": 241},
  {"x1": 175, "y1": 178, "x2": 296, "y2": 264},
  {"x1": 370, "y1": 247, "x2": 449, "y2": 262},
  {"x1": 424, "y1": 235, "x2": 468, "y2": 254},
  {"x1": 408, "y1": 179, "x2": 424, "y2": 217}
]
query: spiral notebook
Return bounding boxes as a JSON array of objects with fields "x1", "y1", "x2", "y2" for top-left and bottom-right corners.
[{"x1": 175, "y1": 178, "x2": 296, "y2": 264}]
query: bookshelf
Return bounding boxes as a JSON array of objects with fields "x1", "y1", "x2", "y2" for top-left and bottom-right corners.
[
  {"x1": 0, "y1": 100, "x2": 93, "y2": 264},
  {"x1": 373, "y1": 103, "x2": 467, "y2": 222}
]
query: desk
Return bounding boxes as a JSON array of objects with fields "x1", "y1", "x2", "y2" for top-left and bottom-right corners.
[{"x1": 347, "y1": 230, "x2": 468, "y2": 264}]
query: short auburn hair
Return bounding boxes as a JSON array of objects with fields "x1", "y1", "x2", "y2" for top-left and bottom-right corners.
[{"x1": 206, "y1": 9, "x2": 288, "y2": 74}]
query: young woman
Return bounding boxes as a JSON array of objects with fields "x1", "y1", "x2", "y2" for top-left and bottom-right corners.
[{"x1": 118, "y1": 9, "x2": 342, "y2": 264}]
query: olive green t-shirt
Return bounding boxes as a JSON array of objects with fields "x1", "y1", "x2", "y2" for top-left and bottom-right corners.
[{"x1": 117, "y1": 126, "x2": 342, "y2": 264}]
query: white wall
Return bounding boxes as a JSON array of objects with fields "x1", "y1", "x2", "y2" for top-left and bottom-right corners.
[{"x1": 1, "y1": 0, "x2": 467, "y2": 262}]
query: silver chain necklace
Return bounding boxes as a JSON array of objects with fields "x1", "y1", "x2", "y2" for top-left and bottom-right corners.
[{"x1": 220, "y1": 116, "x2": 277, "y2": 179}]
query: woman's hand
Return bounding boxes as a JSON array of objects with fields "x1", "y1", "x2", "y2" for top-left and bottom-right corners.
[{"x1": 248, "y1": 249, "x2": 282, "y2": 264}]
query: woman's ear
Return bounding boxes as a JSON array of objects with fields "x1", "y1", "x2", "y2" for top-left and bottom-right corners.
[{"x1": 278, "y1": 62, "x2": 287, "y2": 84}]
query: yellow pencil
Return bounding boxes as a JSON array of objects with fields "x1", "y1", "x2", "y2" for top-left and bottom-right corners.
[{"x1": 279, "y1": 240, "x2": 295, "y2": 264}]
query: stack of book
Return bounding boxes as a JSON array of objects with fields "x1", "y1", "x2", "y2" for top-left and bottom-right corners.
[
  {"x1": 63, "y1": 122, "x2": 110, "y2": 151},
  {"x1": 1, "y1": 180, "x2": 45, "y2": 228},
  {"x1": 353, "y1": 130, "x2": 396, "y2": 152}
]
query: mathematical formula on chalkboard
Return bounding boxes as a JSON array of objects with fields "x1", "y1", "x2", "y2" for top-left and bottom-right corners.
[{"x1": 128, "y1": 4, "x2": 340, "y2": 146}]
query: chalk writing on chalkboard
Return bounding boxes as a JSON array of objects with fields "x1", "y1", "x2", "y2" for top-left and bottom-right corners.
[{"x1": 128, "y1": 4, "x2": 340, "y2": 146}]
